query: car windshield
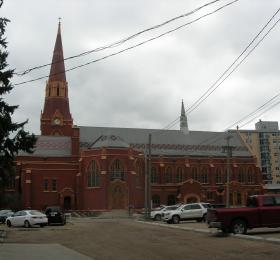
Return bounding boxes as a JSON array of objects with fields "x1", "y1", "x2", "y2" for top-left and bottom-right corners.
[
  {"x1": 0, "y1": 209, "x2": 11, "y2": 215},
  {"x1": 29, "y1": 210, "x2": 44, "y2": 216},
  {"x1": 165, "y1": 206, "x2": 179, "y2": 211}
]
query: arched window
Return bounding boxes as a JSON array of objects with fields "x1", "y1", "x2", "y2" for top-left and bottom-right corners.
[
  {"x1": 215, "y1": 168, "x2": 223, "y2": 184},
  {"x1": 167, "y1": 195, "x2": 176, "y2": 205},
  {"x1": 247, "y1": 167, "x2": 254, "y2": 184},
  {"x1": 135, "y1": 162, "x2": 143, "y2": 186},
  {"x1": 176, "y1": 167, "x2": 183, "y2": 183},
  {"x1": 191, "y1": 167, "x2": 198, "y2": 181},
  {"x1": 238, "y1": 168, "x2": 245, "y2": 183},
  {"x1": 110, "y1": 159, "x2": 125, "y2": 181},
  {"x1": 152, "y1": 194, "x2": 160, "y2": 207},
  {"x1": 87, "y1": 160, "x2": 100, "y2": 187},
  {"x1": 164, "y1": 166, "x2": 172, "y2": 183},
  {"x1": 151, "y1": 167, "x2": 160, "y2": 184},
  {"x1": 201, "y1": 168, "x2": 209, "y2": 184}
]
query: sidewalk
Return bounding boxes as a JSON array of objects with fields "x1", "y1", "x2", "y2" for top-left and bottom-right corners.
[
  {"x1": 137, "y1": 220, "x2": 280, "y2": 244},
  {"x1": 0, "y1": 243, "x2": 92, "y2": 260}
]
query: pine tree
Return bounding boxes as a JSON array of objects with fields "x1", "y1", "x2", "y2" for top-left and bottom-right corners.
[{"x1": 0, "y1": 0, "x2": 36, "y2": 195}]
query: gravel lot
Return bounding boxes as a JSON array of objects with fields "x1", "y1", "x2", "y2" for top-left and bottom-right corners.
[{"x1": 1, "y1": 218, "x2": 280, "y2": 260}]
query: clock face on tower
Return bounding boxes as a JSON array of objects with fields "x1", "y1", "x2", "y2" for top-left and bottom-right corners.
[{"x1": 53, "y1": 117, "x2": 61, "y2": 125}]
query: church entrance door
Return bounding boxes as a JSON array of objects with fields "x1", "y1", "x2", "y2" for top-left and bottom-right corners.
[
  {"x1": 109, "y1": 180, "x2": 128, "y2": 210},
  {"x1": 112, "y1": 185, "x2": 125, "y2": 209}
]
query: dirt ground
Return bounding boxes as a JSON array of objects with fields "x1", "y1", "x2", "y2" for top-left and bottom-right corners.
[{"x1": 2, "y1": 218, "x2": 280, "y2": 260}]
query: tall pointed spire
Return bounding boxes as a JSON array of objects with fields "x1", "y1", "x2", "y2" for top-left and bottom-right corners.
[
  {"x1": 180, "y1": 100, "x2": 189, "y2": 135},
  {"x1": 41, "y1": 21, "x2": 73, "y2": 136},
  {"x1": 49, "y1": 20, "x2": 66, "y2": 82}
]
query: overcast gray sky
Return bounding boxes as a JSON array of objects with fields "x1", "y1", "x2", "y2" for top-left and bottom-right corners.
[{"x1": 2, "y1": 0, "x2": 280, "y2": 135}]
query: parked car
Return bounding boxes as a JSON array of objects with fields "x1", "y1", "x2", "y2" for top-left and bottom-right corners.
[
  {"x1": 163, "y1": 203, "x2": 210, "y2": 224},
  {"x1": 207, "y1": 194, "x2": 280, "y2": 234},
  {"x1": 151, "y1": 205, "x2": 180, "y2": 221},
  {"x1": 0, "y1": 209, "x2": 14, "y2": 224},
  {"x1": 45, "y1": 206, "x2": 66, "y2": 225},
  {"x1": 6, "y1": 210, "x2": 48, "y2": 228}
]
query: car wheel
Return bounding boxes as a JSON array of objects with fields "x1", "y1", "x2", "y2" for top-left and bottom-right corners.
[
  {"x1": 154, "y1": 214, "x2": 161, "y2": 221},
  {"x1": 172, "y1": 215, "x2": 180, "y2": 224},
  {"x1": 40, "y1": 224, "x2": 45, "y2": 227},
  {"x1": 231, "y1": 219, "x2": 247, "y2": 234},
  {"x1": 202, "y1": 214, "x2": 206, "y2": 222},
  {"x1": 221, "y1": 228, "x2": 229, "y2": 233},
  {"x1": 7, "y1": 220, "x2": 11, "y2": 227},
  {"x1": 24, "y1": 220, "x2": 31, "y2": 228}
]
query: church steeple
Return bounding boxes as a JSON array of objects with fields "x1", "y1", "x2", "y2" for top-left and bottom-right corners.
[
  {"x1": 40, "y1": 21, "x2": 73, "y2": 136},
  {"x1": 180, "y1": 100, "x2": 189, "y2": 135},
  {"x1": 49, "y1": 20, "x2": 66, "y2": 82}
]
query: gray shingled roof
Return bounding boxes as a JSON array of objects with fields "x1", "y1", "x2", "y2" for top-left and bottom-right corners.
[
  {"x1": 18, "y1": 136, "x2": 72, "y2": 157},
  {"x1": 92, "y1": 135, "x2": 129, "y2": 148},
  {"x1": 79, "y1": 126, "x2": 251, "y2": 157}
]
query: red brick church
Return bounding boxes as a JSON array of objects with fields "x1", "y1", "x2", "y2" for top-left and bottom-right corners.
[{"x1": 8, "y1": 23, "x2": 263, "y2": 211}]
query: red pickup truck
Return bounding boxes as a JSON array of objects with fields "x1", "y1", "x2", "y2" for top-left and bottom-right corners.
[{"x1": 207, "y1": 194, "x2": 280, "y2": 234}]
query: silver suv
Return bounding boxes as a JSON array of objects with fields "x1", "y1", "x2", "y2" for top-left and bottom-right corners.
[
  {"x1": 163, "y1": 203, "x2": 211, "y2": 224},
  {"x1": 150, "y1": 205, "x2": 180, "y2": 221}
]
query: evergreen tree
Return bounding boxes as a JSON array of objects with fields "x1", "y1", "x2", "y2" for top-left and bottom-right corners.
[{"x1": 0, "y1": 0, "x2": 36, "y2": 194}]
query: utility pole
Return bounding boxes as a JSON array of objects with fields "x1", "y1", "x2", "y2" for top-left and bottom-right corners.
[
  {"x1": 223, "y1": 134, "x2": 233, "y2": 208},
  {"x1": 147, "y1": 133, "x2": 152, "y2": 218},
  {"x1": 144, "y1": 146, "x2": 148, "y2": 220}
]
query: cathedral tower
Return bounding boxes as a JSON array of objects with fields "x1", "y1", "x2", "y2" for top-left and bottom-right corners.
[{"x1": 40, "y1": 22, "x2": 73, "y2": 136}]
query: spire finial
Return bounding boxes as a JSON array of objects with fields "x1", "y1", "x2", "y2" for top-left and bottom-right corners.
[{"x1": 58, "y1": 17, "x2": 62, "y2": 24}]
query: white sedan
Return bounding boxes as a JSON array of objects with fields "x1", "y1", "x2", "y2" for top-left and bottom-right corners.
[
  {"x1": 151, "y1": 205, "x2": 180, "y2": 221},
  {"x1": 6, "y1": 210, "x2": 48, "y2": 228}
]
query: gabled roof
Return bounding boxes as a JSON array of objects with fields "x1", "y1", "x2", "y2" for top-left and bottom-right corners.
[
  {"x1": 79, "y1": 126, "x2": 251, "y2": 157},
  {"x1": 91, "y1": 135, "x2": 129, "y2": 148},
  {"x1": 18, "y1": 136, "x2": 72, "y2": 157}
]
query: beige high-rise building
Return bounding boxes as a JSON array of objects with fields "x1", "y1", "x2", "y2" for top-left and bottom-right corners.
[{"x1": 237, "y1": 120, "x2": 280, "y2": 184}]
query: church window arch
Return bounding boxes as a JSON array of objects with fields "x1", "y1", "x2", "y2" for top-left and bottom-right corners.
[
  {"x1": 191, "y1": 167, "x2": 198, "y2": 181},
  {"x1": 110, "y1": 159, "x2": 125, "y2": 181},
  {"x1": 135, "y1": 161, "x2": 144, "y2": 186},
  {"x1": 151, "y1": 166, "x2": 160, "y2": 184},
  {"x1": 215, "y1": 168, "x2": 223, "y2": 184},
  {"x1": 176, "y1": 167, "x2": 183, "y2": 183},
  {"x1": 87, "y1": 160, "x2": 100, "y2": 187},
  {"x1": 238, "y1": 167, "x2": 245, "y2": 183},
  {"x1": 200, "y1": 167, "x2": 209, "y2": 184},
  {"x1": 164, "y1": 166, "x2": 172, "y2": 183}
]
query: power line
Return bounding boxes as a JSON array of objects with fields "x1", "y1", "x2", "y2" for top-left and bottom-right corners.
[
  {"x1": 163, "y1": 8, "x2": 280, "y2": 131},
  {"x1": 198, "y1": 93, "x2": 280, "y2": 146},
  {"x1": 239, "y1": 100, "x2": 280, "y2": 128},
  {"x1": 12, "y1": 0, "x2": 238, "y2": 87},
  {"x1": 186, "y1": 8, "x2": 280, "y2": 115},
  {"x1": 14, "y1": 0, "x2": 228, "y2": 76}
]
